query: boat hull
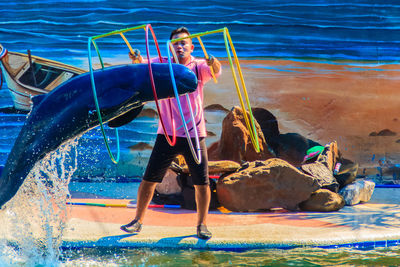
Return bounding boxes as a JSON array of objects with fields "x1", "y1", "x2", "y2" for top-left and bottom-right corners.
[{"x1": 0, "y1": 44, "x2": 86, "y2": 111}]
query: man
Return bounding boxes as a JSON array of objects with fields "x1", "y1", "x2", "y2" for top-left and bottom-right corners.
[{"x1": 120, "y1": 27, "x2": 221, "y2": 239}]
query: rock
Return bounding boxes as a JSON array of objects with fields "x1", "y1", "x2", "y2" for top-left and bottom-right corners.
[
  {"x1": 168, "y1": 156, "x2": 187, "y2": 174},
  {"x1": 217, "y1": 158, "x2": 320, "y2": 211},
  {"x1": 208, "y1": 106, "x2": 325, "y2": 167},
  {"x1": 334, "y1": 158, "x2": 358, "y2": 189},
  {"x1": 300, "y1": 141, "x2": 340, "y2": 192},
  {"x1": 301, "y1": 162, "x2": 339, "y2": 192},
  {"x1": 316, "y1": 141, "x2": 339, "y2": 172},
  {"x1": 178, "y1": 160, "x2": 241, "y2": 175},
  {"x1": 155, "y1": 169, "x2": 182, "y2": 195},
  {"x1": 251, "y1": 107, "x2": 280, "y2": 150},
  {"x1": 208, "y1": 106, "x2": 275, "y2": 163},
  {"x1": 207, "y1": 141, "x2": 219, "y2": 160},
  {"x1": 180, "y1": 173, "x2": 220, "y2": 210},
  {"x1": 128, "y1": 142, "x2": 153, "y2": 151},
  {"x1": 276, "y1": 133, "x2": 309, "y2": 167},
  {"x1": 339, "y1": 179, "x2": 375, "y2": 206},
  {"x1": 369, "y1": 129, "x2": 397, "y2": 136},
  {"x1": 209, "y1": 160, "x2": 241, "y2": 174},
  {"x1": 299, "y1": 189, "x2": 345, "y2": 212},
  {"x1": 204, "y1": 104, "x2": 229, "y2": 112},
  {"x1": 251, "y1": 107, "x2": 322, "y2": 167},
  {"x1": 169, "y1": 162, "x2": 183, "y2": 174},
  {"x1": 377, "y1": 129, "x2": 396, "y2": 136},
  {"x1": 271, "y1": 133, "x2": 322, "y2": 167},
  {"x1": 207, "y1": 130, "x2": 216, "y2": 137},
  {"x1": 173, "y1": 155, "x2": 187, "y2": 166}
]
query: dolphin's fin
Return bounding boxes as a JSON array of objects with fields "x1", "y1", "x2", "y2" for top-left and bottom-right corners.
[
  {"x1": 107, "y1": 104, "x2": 144, "y2": 128},
  {"x1": 31, "y1": 94, "x2": 46, "y2": 107},
  {"x1": 89, "y1": 88, "x2": 139, "y2": 110}
]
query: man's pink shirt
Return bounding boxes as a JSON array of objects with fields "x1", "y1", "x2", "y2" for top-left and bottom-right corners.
[{"x1": 151, "y1": 56, "x2": 221, "y2": 138}]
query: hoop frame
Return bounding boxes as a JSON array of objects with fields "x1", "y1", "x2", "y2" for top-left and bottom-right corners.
[{"x1": 170, "y1": 27, "x2": 260, "y2": 153}]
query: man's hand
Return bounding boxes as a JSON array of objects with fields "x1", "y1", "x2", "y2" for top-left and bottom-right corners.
[
  {"x1": 206, "y1": 55, "x2": 215, "y2": 66},
  {"x1": 129, "y1": 49, "x2": 143, "y2": 64},
  {"x1": 205, "y1": 54, "x2": 221, "y2": 74}
]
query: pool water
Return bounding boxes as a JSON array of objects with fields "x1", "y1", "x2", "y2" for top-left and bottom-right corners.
[{"x1": 60, "y1": 246, "x2": 400, "y2": 266}]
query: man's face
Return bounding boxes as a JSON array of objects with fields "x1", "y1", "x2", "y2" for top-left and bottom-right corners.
[{"x1": 171, "y1": 32, "x2": 194, "y2": 63}]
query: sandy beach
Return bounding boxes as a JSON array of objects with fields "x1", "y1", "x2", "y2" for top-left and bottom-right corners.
[{"x1": 203, "y1": 59, "x2": 400, "y2": 169}]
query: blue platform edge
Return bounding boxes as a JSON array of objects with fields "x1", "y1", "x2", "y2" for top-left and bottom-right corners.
[
  {"x1": 375, "y1": 184, "x2": 400, "y2": 188},
  {"x1": 61, "y1": 238, "x2": 400, "y2": 252}
]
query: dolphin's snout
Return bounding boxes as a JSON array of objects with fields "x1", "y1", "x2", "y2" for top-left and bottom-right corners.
[
  {"x1": 146, "y1": 63, "x2": 198, "y2": 100},
  {"x1": 175, "y1": 64, "x2": 198, "y2": 94}
]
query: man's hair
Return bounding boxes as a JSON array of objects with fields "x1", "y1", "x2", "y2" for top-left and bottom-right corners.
[{"x1": 170, "y1": 27, "x2": 191, "y2": 40}]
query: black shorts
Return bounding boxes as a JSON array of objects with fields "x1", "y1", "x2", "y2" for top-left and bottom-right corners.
[{"x1": 143, "y1": 134, "x2": 209, "y2": 185}]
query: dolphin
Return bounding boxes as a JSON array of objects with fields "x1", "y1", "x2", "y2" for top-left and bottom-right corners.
[{"x1": 0, "y1": 63, "x2": 197, "y2": 208}]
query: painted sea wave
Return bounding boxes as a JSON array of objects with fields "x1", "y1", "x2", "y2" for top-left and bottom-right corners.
[{"x1": 1, "y1": 0, "x2": 399, "y2": 64}]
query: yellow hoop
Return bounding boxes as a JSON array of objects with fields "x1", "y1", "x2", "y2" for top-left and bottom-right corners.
[
  {"x1": 196, "y1": 36, "x2": 217, "y2": 84},
  {"x1": 90, "y1": 24, "x2": 147, "y2": 69},
  {"x1": 119, "y1": 32, "x2": 135, "y2": 56},
  {"x1": 170, "y1": 28, "x2": 260, "y2": 153}
]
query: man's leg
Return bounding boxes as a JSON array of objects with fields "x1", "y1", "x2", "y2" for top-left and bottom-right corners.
[
  {"x1": 194, "y1": 184, "x2": 211, "y2": 226},
  {"x1": 194, "y1": 184, "x2": 212, "y2": 239},
  {"x1": 135, "y1": 180, "x2": 158, "y2": 223},
  {"x1": 184, "y1": 138, "x2": 212, "y2": 239},
  {"x1": 121, "y1": 135, "x2": 175, "y2": 233},
  {"x1": 120, "y1": 180, "x2": 158, "y2": 233}
]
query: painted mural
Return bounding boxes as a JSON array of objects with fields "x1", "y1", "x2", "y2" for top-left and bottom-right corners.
[
  {"x1": 0, "y1": 1, "x2": 399, "y2": 182},
  {"x1": 2, "y1": 1, "x2": 400, "y2": 265}
]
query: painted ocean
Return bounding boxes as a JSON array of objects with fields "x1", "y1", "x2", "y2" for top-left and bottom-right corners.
[
  {"x1": 1, "y1": 0, "x2": 399, "y2": 181},
  {"x1": 2, "y1": 0, "x2": 400, "y2": 63},
  {"x1": 1, "y1": 1, "x2": 400, "y2": 266}
]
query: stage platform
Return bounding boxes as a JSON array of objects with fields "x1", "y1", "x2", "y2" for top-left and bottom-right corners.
[{"x1": 58, "y1": 187, "x2": 400, "y2": 250}]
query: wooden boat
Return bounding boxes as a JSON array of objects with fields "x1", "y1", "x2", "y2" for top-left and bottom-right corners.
[{"x1": 0, "y1": 44, "x2": 86, "y2": 111}]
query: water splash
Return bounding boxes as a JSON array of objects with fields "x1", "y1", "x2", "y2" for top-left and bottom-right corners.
[{"x1": 0, "y1": 138, "x2": 78, "y2": 266}]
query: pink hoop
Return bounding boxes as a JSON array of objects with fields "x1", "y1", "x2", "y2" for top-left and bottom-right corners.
[
  {"x1": 0, "y1": 67, "x2": 3, "y2": 89},
  {"x1": 0, "y1": 48, "x2": 6, "y2": 88},
  {"x1": 145, "y1": 24, "x2": 176, "y2": 146},
  {"x1": 0, "y1": 48, "x2": 7, "y2": 60}
]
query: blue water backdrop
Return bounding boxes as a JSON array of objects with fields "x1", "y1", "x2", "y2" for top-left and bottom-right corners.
[
  {"x1": 1, "y1": 0, "x2": 400, "y2": 179},
  {"x1": 1, "y1": 0, "x2": 399, "y2": 66}
]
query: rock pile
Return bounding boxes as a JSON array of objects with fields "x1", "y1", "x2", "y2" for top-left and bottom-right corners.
[
  {"x1": 154, "y1": 106, "x2": 375, "y2": 213},
  {"x1": 207, "y1": 106, "x2": 275, "y2": 163},
  {"x1": 216, "y1": 158, "x2": 320, "y2": 211},
  {"x1": 207, "y1": 107, "x2": 374, "y2": 212}
]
